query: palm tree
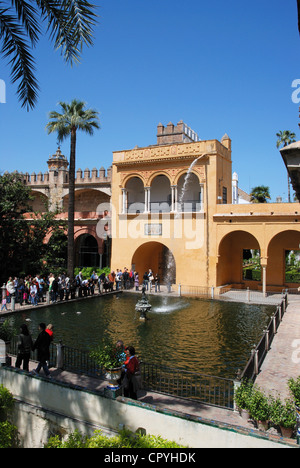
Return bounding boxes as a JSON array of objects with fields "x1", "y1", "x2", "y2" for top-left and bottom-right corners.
[
  {"x1": 46, "y1": 99, "x2": 100, "y2": 278},
  {"x1": 250, "y1": 186, "x2": 271, "y2": 203},
  {"x1": 0, "y1": 1, "x2": 97, "y2": 109},
  {"x1": 276, "y1": 130, "x2": 296, "y2": 202}
]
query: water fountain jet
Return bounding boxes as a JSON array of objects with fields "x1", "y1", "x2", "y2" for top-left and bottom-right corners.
[{"x1": 164, "y1": 152, "x2": 210, "y2": 289}]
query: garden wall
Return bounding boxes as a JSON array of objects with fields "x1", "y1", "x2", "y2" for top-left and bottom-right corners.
[{"x1": 0, "y1": 366, "x2": 294, "y2": 449}]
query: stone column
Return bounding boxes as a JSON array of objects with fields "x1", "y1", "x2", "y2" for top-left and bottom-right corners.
[
  {"x1": 144, "y1": 187, "x2": 150, "y2": 213},
  {"x1": 260, "y1": 259, "x2": 268, "y2": 297},
  {"x1": 121, "y1": 188, "x2": 127, "y2": 214}
]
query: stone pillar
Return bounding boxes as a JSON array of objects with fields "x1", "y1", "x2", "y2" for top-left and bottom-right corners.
[
  {"x1": 171, "y1": 186, "x2": 175, "y2": 212},
  {"x1": 144, "y1": 187, "x2": 150, "y2": 213},
  {"x1": 121, "y1": 188, "x2": 127, "y2": 214},
  {"x1": 261, "y1": 259, "x2": 268, "y2": 297},
  {"x1": 262, "y1": 266, "x2": 267, "y2": 297}
]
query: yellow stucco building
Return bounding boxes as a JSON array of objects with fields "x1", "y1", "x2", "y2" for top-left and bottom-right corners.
[{"x1": 111, "y1": 121, "x2": 300, "y2": 293}]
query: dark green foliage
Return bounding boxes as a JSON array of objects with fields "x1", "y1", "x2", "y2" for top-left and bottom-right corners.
[{"x1": 0, "y1": 172, "x2": 67, "y2": 282}]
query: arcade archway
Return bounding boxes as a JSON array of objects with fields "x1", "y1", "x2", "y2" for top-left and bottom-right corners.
[
  {"x1": 131, "y1": 242, "x2": 176, "y2": 284},
  {"x1": 75, "y1": 234, "x2": 100, "y2": 268},
  {"x1": 267, "y1": 230, "x2": 300, "y2": 286},
  {"x1": 217, "y1": 230, "x2": 260, "y2": 286}
]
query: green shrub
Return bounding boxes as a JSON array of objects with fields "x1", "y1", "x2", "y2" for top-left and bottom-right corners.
[
  {"x1": 45, "y1": 429, "x2": 186, "y2": 448},
  {"x1": 269, "y1": 398, "x2": 297, "y2": 429},
  {"x1": 234, "y1": 380, "x2": 254, "y2": 410},
  {"x1": 248, "y1": 387, "x2": 271, "y2": 422},
  {"x1": 288, "y1": 376, "x2": 300, "y2": 407},
  {"x1": 74, "y1": 267, "x2": 110, "y2": 280},
  {"x1": 0, "y1": 421, "x2": 18, "y2": 448},
  {"x1": 0, "y1": 386, "x2": 17, "y2": 448},
  {"x1": 0, "y1": 385, "x2": 14, "y2": 421},
  {"x1": 235, "y1": 382, "x2": 271, "y2": 422}
]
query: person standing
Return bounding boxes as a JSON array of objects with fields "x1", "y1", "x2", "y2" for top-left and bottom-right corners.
[
  {"x1": 30, "y1": 281, "x2": 38, "y2": 306},
  {"x1": 143, "y1": 272, "x2": 149, "y2": 291},
  {"x1": 17, "y1": 279, "x2": 25, "y2": 306},
  {"x1": 155, "y1": 273, "x2": 161, "y2": 293},
  {"x1": 148, "y1": 269, "x2": 154, "y2": 291},
  {"x1": 134, "y1": 272, "x2": 139, "y2": 291},
  {"x1": 51, "y1": 277, "x2": 59, "y2": 303},
  {"x1": 46, "y1": 324, "x2": 54, "y2": 341},
  {"x1": 15, "y1": 324, "x2": 33, "y2": 371},
  {"x1": 32, "y1": 323, "x2": 52, "y2": 378},
  {"x1": 124, "y1": 346, "x2": 141, "y2": 400},
  {"x1": 6, "y1": 277, "x2": 15, "y2": 304}
]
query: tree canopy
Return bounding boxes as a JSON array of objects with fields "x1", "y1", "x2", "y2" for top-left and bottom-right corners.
[
  {"x1": 250, "y1": 185, "x2": 271, "y2": 204},
  {"x1": 0, "y1": 172, "x2": 67, "y2": 282}
]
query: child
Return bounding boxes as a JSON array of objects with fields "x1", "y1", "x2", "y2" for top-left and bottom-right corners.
[{"x1": 1, "y1": 297, "x2": 7, "y2": 311}]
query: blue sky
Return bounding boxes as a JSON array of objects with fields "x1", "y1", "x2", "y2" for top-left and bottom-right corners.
[{"x1": 0, "y1": 0, "x2": 299, "y2": 201}]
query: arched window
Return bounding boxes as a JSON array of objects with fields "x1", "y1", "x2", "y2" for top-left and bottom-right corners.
[
  {"x1": 126, "y1": 177, "x2": 145, "y2": 214},
  {"x1": 76, "y1": 234, "x2": 100, "y2": 268},
  {"x1": 150, "y1": 175, "x2": 171, "y2": 213}
]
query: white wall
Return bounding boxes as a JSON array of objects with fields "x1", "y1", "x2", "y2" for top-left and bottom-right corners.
[{"x1": 0, "y1": 367, "x2": 293, "y2": 449}]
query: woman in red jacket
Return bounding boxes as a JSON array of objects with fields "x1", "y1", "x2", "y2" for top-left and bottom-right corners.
[{"x1": 124, "y1": 346, "x2": 141, "y2": 400}]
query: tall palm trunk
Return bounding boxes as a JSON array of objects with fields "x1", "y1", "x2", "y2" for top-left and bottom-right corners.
[{"x1": 68, "y1": 127, "x2": 76, "y2": 279}]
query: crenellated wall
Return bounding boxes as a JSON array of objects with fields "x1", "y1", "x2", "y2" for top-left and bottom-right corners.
[
  {"x1": 9, "y1": 147, "x2": 112, "y2": 213},
  {"x1": 21, "y1": 166, "x2": 112, "y2": 186}
]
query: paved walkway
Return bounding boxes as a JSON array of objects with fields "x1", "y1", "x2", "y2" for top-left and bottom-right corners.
[{"x1": 255, "y1": 295, "x2": 300, "y2": 399}]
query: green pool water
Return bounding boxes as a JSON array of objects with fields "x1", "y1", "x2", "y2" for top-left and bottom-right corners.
[{"x1": 10, "y1": 292, "x2": 275, "y2": 379}]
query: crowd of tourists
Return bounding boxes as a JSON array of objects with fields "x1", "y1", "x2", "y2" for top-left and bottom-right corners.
[{"x1": 1, "y1": 268, "x2": 161, "y2": 310}]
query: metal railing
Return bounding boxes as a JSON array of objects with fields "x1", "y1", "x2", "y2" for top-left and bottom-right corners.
[
  {"x1": 237, "y1": 293, "x2": 288, "y2": 382},
  {"x1": 8, "y1": 340, "x2": 235, "y2": 409},
  {"x1": 178, "y1": 284, "x2": 288, "y2": 305},
  {"x1": 140, "y1": 361, "x2": 234, "y2": 409}
]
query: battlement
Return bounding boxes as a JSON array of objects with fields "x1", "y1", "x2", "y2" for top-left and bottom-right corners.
[
  {"x1": 157, "y1": 120, "x2": 201, "y2": 146},
  {"x1": 15, "y1": 147, "x2": 112, "y2": 187},
  {"x1": 20, "y1": 166, "x2": 112, "y2": 186},
  {"x1": 15, "y1": 167, "x2": 112, "y2": 187},
  {"x1": 75, "y1": 166, "x2": 112, "y2": 185}
]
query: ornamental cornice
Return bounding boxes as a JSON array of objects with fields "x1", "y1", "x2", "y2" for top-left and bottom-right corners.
[
  {"x1": 113, "y1": 154, "x2": 211, "y2": 168},
  {"x1": 112, "y1": 140, "x2": 222, "y2": 166}
]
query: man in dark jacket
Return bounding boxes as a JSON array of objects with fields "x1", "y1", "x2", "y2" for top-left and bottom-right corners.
[{"x1": 32, "y1": 323, "x2": 52, "y2": 378}]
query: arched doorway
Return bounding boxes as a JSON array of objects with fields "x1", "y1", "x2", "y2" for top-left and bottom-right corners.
[
  {"x1": 131, "y1": 242, "x2": 176, "y2": 284},
  {"x1": 217, "y1": 231, "x2": 260, "y2": 286},
  {"x1": 75, "y1": 234, "x2": 100, "y2": 268},
  {"x1": 267, "y1": 230, "x2": 300, "y2": 287}
]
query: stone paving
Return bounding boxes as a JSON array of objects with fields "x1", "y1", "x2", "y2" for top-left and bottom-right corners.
[{"x1": 255, "y1": 295, "x2": 300, "y2": 399}]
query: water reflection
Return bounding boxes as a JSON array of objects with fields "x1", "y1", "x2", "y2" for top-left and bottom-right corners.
[{"x1": 10, "y1": 293, "x2": 275, "y2": 379}]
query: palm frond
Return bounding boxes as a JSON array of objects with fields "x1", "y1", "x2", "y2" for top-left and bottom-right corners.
[
  {"x1": 11, "y1": 0, "x2": 40, "y2": 44},
  {"x1": 36, "y1": 0, "x2": 98, "y2": 65},
  {"x1": 0, "y1": 7, "x2": 39, "y2": 109},
  {"x1": 0, "y1": 1, "x2": 97, "y2": 109}
]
